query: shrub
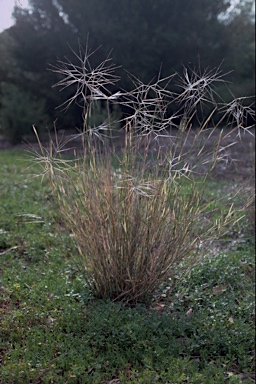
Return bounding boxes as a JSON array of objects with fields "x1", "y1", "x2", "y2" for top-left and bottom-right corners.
[
  {"x1": 0, "y1": 83, "x2": 48, "y2": 144},
  {"x1": 34, "y1": 44, "x2": 255, "y2": 304}
]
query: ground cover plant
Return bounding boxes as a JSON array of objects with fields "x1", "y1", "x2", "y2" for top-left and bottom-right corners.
[{"x1": 1, "y1": 44, "x2": 255, "y2": 382}]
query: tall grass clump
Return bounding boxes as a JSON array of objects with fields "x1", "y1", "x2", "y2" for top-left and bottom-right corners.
[{"x1": 33, "y1": 44, "x2": 255, "y2": 304}]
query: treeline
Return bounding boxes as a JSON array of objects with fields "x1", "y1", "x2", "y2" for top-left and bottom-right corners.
[{"x1": 0, "y1": 0, "x2": 255, "y2": 143}]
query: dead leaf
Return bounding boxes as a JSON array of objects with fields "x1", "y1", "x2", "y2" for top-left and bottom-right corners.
[
  {"x1": 212, "y1": 285, "x2": 226, "y2": 296},
  {"x1": 186, "y1": 308, "x2": 193, "y2": 317},
  {"x1": 151, "y1": 303, "x2": 165, "y2": 311}
]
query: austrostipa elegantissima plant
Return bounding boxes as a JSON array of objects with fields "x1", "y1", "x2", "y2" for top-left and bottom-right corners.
[{"x1": 34, "y1": 43, "x2": 255, "y2": 304}]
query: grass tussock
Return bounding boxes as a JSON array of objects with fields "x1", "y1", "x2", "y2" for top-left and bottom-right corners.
[{"x1": 33, "y1": 43, "x2": 255, "y2": 304}]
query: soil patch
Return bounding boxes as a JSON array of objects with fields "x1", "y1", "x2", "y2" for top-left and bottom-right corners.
[{"x1": 0, "y1": 127, "x2": 254, "y2": 182}]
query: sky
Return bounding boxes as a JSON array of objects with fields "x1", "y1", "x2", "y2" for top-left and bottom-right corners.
[
  {"x1": 0, "y1": 0, "x2": 253, "y2": 34},
  {"x1": 0, "y1": 0, "x2": 30, "y2": 32}
]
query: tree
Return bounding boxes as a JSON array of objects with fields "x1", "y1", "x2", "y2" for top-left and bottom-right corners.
[
  {"x1": 225, "y1": 1, "x2": 255, "y2": 97},
  {"x1": 10, "y1": 0, "x2": 234, "y2": 78},
  {"x1": 0, "y1": 0, "x2": 254, "y2": 142},
  {"x1": 0, "y1": 83, "x2": 48, "y2": 144}
]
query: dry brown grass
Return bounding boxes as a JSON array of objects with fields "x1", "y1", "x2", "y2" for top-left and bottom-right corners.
[{"x1": 33, "y1": 43, "x2": 254, "y2": 304}]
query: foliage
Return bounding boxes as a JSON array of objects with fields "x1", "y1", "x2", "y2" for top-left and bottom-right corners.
[
  {"x1": 0, "y1": 83, "x2": 48, "y2": 144},
  {"x1": 0, "y1": 31, "x2": 17, "y2": 84},
  {"x1": 32, "y1": 45, "x2": 255, "y2": 304},
  {"x1": 224, "y1": 1, "x2": 255, "y2": 98},
  {"x1": 12, "y1": 0, "x2": 231, "y2": 75},
  {"x1": 0, "y1": 0, "x2": 254, "y2": 142},
  {"x1": 0, "y1": 150, "x2": 255, "y2": 382}
]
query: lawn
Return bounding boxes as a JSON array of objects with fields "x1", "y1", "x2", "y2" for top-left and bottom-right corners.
[{"x1": 0, "y1": 150, "x2": 255, "y2": 383}]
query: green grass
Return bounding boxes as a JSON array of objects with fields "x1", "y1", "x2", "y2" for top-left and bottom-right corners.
[{"x1": 0, "y1": 150, "x2": 255, "y2": 383}]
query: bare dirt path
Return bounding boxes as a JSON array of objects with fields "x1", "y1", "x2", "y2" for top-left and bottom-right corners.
[{"x1": 0, "y1": 127, "x2": 255, "y2": 182}]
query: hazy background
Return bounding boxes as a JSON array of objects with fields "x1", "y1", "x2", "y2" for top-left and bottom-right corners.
[
  {"x1": 0, "y1": 0, "x2": 254, "y2": 143},
  {"x1": 0, "y1": 0, "x2": 29, "y2": 32}
]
